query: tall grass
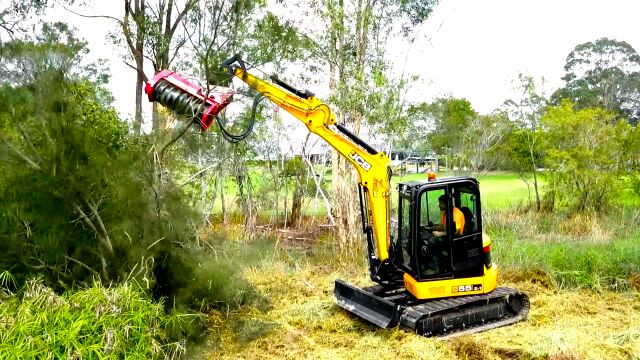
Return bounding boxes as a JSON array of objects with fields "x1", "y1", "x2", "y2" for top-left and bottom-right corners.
[
  {"x1": 486, "y1": 207, "x2": 640, "y2": 291},
  {"x1": 0, "y1": 277, "x2": 196, "y2": 359}
]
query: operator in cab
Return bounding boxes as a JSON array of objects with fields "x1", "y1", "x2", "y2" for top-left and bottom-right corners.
[{"x1": 427, "y1": 195, "x2": 465, "y2": 237}]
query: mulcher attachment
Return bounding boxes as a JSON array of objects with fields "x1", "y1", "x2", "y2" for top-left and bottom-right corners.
[
  {"x1": 145, "y1": 70, "x2": 233, "y2": 131},
  {"x1": 334, "y1": 280, "x2": 529, "y2": 338}
]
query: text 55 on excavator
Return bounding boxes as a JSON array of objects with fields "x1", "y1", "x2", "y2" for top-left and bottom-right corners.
[{"x1": 144, "y1": 55, "x2": 529, "y2": 338}]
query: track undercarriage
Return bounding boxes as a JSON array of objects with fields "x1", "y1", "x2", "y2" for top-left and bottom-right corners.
[{"x1": 334, "y1": 280, "x2": 529, "y2": 338}]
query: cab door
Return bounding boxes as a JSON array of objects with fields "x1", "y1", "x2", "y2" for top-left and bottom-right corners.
[
  {"x1": 449, "y1": 183, "x2": 484, "y2": 278},
  {"x1": 415, "y1": 186, "x2": 453, "y2": 280}
]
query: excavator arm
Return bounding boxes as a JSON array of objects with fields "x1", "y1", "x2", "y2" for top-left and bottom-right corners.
[
  {"x1": 221, "y1": 56, "x2": 394, "y2": 265},
  {"x1": 145, "y1": 55, "x2": 399, "y2": 284}
]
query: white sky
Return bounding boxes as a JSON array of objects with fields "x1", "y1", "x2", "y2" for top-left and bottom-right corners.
[
  {"x1": 39, "y1": 0, "x2": 640, "y2": 119},
  {"x1": 400, "y1": 0, "x2": 640, "y2": 113}
]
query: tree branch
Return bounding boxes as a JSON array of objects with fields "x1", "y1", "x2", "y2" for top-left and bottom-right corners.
[
  {"x1": 85, "y1": 198, "x2": 114, "y2": 255},
  {"x1": 168, "y1": 37, "x2": 188, "y2": 65},
  {"x1": 122, "y1": 6, "x2": 139, "y2": 65},
  {"x1": 159, "y1": 120, "x2": 193, "y2": 157},
  {"x1": 0, "y1": 136, "x2": 41, "y2": 170},
  {"x1": 54, "y1": 0, "x2": 123, "y2": 24},
  {"x1": 122, "y1": 60, "x2": 149, "y2": 82},
  {"x1": 181, "y1": 163, "x2": 219, "y2": 187},
  {"x1": 169, "y1": 0, "x2": 197, "y2": 39},
  {"x1": 301, "y1": 134, "x2": 335, "y2": 226},
  {"x1": 64, "y1": 255, "x2": 100, "y2": 276},
  {"x1": 16, "y1": 124, "x2": 43, "y2": 164},
  {"x1": 75, "y1": 202, "x2": 114, "y2": 255}
]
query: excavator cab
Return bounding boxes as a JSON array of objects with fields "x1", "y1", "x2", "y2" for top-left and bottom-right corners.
[
  {"x1": 395, "y1": 177, "x2": 490, "y2": 295},
  {"x1": 335, "y1": 176, "x2": 528, "y2": 336}
]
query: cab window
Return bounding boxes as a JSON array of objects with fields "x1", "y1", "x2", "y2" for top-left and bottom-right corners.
[
  {"x1": 420, "y1": 188, "x2": 445, "y2": 228},
  {"x1": 399, "y1": 195, "x2": 412, "y2": 269},
  {"x1": 452, "y1": 186, "x2": 480, "y2": 235},
  {"x1": 417, "y1": 188, "x2": 451, "y2": 278}
]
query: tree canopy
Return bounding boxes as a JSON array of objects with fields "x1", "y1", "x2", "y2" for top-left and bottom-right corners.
[{"x1": 552, "y1": 37, "x2": 640, "y2": 125}]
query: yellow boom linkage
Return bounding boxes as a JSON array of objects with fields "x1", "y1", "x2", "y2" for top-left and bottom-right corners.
[{"x1": 226, "y1": 62, "x2": 393, "y2": 262}]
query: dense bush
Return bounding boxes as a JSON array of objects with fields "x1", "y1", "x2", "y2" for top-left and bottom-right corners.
[
  {"x1": 540, "y1": 101, "x2": 635, "y2": 212},
  {"x1": 0, "y1": 26, "x2": 259, "y2": 318},
  {"x1": 0, "y1": 275, "x2": 191, "y2": 359}
]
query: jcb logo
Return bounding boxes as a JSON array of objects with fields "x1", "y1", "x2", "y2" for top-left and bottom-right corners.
[{"x1": 349, "y1": 151, "x2": 371, "y2": 172}]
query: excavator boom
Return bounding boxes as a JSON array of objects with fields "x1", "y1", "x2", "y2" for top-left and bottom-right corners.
[{"x1": 223, "y1": 59, "x2": 393, "y2": 263}]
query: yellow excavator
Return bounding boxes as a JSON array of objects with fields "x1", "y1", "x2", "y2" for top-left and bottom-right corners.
[{"x1": 144, "y1": 55, "x2": 529, "y2": 337}]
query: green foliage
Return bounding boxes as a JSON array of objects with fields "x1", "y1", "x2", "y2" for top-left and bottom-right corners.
[
  {"x1": 182, "y1": 0, "x2": 313, "y2": 85},
  {"x1": 628, "y1": 173, "x2": 640, "y2": 199},
  {"x1": 415, "y1": 98, "x2": 510, "y2": 174},
  {"x1": 0, "y1": 278, "x2": 191, "y2": 359},
  {"x1": 0, "y1": 0, "x2": 49, "y2": 43},
  {"x1": 540, "y1": 100, "x2": 632, "y2": 211},
  {"x1": 251, "y1": 12, "x2": 315, "y2": 66},
  {"x1": 398, "y1": 0, "x2": 439, "y2": 26},
  {"x1": 552, "y1": 37, "x2": 640, "y2": 125},
  {"x1": 500, "y1": 129, "x2": 541, "y2": 172},
  {"x1": 0, "y1": 71, "x2": 139, "y2": 288},
  {"x1": 0, "y1": 25, "x2": 261, "y2": 325},
  {"x1": 281, "y1": 156, "x2": 306, "y2": 178},
  {"x1": 426, "y1": 97, "x2": 477, "y2": 153},
  {"x1": 0, "y1": 22, "x2": 110, "y2": 87},
  {"x1": 501, "y1": 74, "x2": 546, "y2": 172}
]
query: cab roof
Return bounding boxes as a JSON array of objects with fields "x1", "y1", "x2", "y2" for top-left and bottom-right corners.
[{"x1": 397, "y1": 176, "x2": 479, "y2": 190}]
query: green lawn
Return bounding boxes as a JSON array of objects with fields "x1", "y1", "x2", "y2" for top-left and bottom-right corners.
[
  {"x1": 391, "y1": 171, "x2": 537, "y2": 210},
  {"x1": 197, "y1": 168, "x2": 638, "y2": 219}
]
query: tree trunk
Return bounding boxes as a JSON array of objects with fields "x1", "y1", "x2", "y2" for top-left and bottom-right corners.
[
  {"x1": 218, "y1": 162, "x2": 227, "y2": 224},
  {"x1": 532, "y1": 169, "x2": 541, "y2": 211},
  {"x1": 327, "y1": 0, "x2": 361, "y2": 248},
  {"x1": 528, "y1": 138, "x2": 541, "y2": 211},
  {"x1": 291, "y1": 184, "x2": 302, "y2": 227},
  {"x1": 331, "y1": 150, "x2": 360, "y2": 248},
  {"x1": 134, "y1": 68, "x2": 144, "y2": 134},
  {"x1": 124, "y1": 0, "x2": 147, "y2": 134}
]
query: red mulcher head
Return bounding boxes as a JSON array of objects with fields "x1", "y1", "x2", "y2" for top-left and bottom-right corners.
[{"x1": 144, "y1": 70, "x2": 234, "y2": 131}]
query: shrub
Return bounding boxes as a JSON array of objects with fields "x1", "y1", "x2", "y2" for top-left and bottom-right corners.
[{"x1": 0, "y1": 277, "x2": 193, "y2": 359}]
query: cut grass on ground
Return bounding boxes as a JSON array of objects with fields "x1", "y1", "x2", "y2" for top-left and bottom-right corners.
[
  {"x1": 202, "y1": 212, "x2": 640, "y2": 359},
  {"x1": 205, "y1": 260, "x2": 640, "y2": 360}
]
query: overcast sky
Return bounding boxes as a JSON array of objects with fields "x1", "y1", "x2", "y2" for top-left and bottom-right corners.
[{"x1": 44, "y1": 0, "x2": 640, "y2": 119}]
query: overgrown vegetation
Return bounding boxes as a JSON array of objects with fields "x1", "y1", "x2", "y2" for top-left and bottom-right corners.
[
  {"x1": 0, "y1": 274, "x2": 191, "y2": 359},
  {"x1": 0, "y1": 24, "x2": 242, "y2": 315},
  {"x1": 487, "y1": 207, "x2": 640, "y2": 291}
]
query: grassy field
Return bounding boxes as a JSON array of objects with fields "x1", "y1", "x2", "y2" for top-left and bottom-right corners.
[
  {"x1": 202, "y1": 169, "x2": 539, "y2": 220},
  {"x1": 202, "y1": 233, "x2": 640, "y2": 360},
  {"x1": 197, "y1": 171, "x2": 640, "y2": 360},
  {"x1": 392, "y1": 171, "x2": 537, "y2": 210}
]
